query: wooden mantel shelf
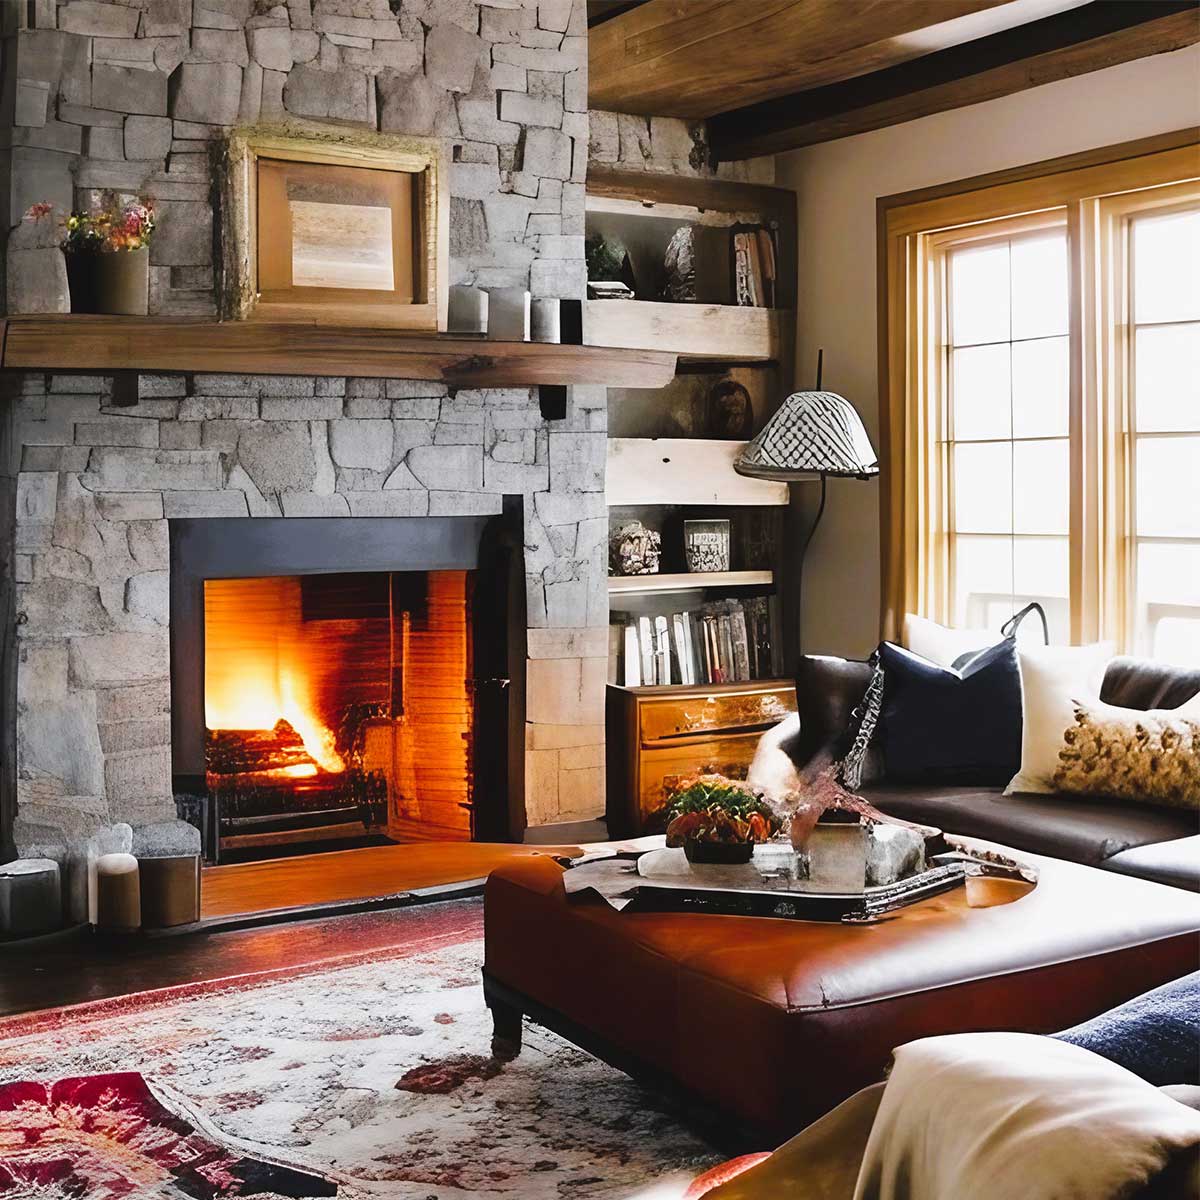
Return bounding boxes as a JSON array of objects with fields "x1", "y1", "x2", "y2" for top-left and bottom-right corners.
[{"x1": 0, "y1": 316, "x2": 679, "y2": 390}]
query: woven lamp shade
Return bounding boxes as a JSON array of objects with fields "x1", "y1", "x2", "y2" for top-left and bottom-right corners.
[{"x1": 735, "y1": 391, "x2": 878, "y2": 481}]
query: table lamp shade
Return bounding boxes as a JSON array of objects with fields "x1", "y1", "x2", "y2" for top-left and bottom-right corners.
[{"x1": 735, "y1": 391, "x2": 879, "y2": 480}]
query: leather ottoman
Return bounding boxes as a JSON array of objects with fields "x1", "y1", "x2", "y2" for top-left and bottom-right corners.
[{"x1": 483, "y1": 847, "x2": 1200, "y2": 1143}]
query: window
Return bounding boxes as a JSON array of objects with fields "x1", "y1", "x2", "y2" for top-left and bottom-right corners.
[
  {"x1": 943, "y1": 227, "x2": 1071, "y2": 641},
  {"x1": 1128, "y1": 206, "x2": 1200, "y2": 664},
  {"x1": 880, "y1": 137, "x2": 1200, "y2": 661}
]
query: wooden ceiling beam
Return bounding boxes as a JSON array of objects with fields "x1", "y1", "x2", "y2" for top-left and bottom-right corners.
[
  {"x1": 589, "y1": 0, "x2": 1068, "y2": 119},
  {"x1": 708, "y1": 1, "x2": 1200, "y2": 159}
]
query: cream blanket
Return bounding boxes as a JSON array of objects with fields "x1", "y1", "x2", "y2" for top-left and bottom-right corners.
[
  {"x1": 853, "y1": 1032, "x2": 1200, "y2": 1200},
  {"x1": 704, "y1": 1033, "x2": 1200, "y2": 1200}
]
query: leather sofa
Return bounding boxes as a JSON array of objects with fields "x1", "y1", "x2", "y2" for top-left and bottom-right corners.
[{"x1": 750, "y1": 655, "x2": 1199, "y2": 891}]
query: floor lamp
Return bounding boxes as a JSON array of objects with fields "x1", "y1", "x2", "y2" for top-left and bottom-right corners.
[{"x1": 734, "y1": 356, "x2": 878, "y2": 659}]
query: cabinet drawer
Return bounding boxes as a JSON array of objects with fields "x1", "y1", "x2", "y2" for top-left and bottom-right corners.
[{"x1": 638, "y1": 685, "x2": 795, "y2": 744}]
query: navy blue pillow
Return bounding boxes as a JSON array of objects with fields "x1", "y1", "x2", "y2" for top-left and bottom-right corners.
[
  {"x1": 877, "y1": 638, "x2": 1022, "y2": 785},
  {"x1": 1054, "y1": 971, "x2": 1200, "y2": 1086}
]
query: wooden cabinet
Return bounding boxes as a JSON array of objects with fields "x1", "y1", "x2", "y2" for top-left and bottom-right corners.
[{"x1": 606, "y1": 679, "x2": 796, "y2": 837}]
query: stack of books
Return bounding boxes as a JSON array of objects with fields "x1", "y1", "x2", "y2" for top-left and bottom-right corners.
[
  {"x1": 731, "y1": 223, "x2": 777, "y2": 308},
  {"x1": 609, "y1": 597, "x2": 783, "y2": 687}
]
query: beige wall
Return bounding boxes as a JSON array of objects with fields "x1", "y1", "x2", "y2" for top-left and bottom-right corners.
[{"x1": 775, "y1": 44, "x2": 1200, "y2": 659}]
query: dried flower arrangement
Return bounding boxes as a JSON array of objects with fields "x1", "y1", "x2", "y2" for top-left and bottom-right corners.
[{"x1": 58, "y1": 195, "x2": 156, "y2": 254}]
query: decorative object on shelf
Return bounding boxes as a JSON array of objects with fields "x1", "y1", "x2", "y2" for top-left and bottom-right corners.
[
  {"x1": 735, "y1": 350, "x2": 878, "y2": 659},
  {"x1": 707, "y1": 378, "x2": 755, "y2": 438},
  {"x1": 6, "y1": 203, "x2": 69, "y2": 315},
  {"x1": 0, "y1": 858, "x2": 62, "y2": 938},
  {"x1": 221, "y1": 127, "x2": 447, "y2": 330},
  {"x1": 530, "y1": 297, "x2": 561, "y2": 343},
  {"x1": 57, "y1": 196, "x2": 155, "y2": 316},
  {"x1": 585, "y1": 231, "x2": 637, "y2": 300},
  {"x1": 731, "y1": 223, "x2": 776, "y2": 308},
  {"x1": 660, "y1": 225, "x2": 696, "y2": 302},
  {"x1": 486, "y1": 287, "x2": 531, "y2": 341},
  {"x1": 609, "y1": 520, "x2": 661, "y2": 577},
  {"x1": 684, "y1": 518, "x2": 731, "y2": 573},
  {"x1": 447, "y1": 284, "x2": 487, "y2": 334}
]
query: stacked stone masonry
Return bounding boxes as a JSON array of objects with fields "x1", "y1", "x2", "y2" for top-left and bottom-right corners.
[
  {"x1": 2, "y1": 0, "x2": 606, "y2": 849},
  {"x1": 7, "y1": 0, "x2": 590, "y2": 310},
  {"x1": 7, "y1": 372, "x2": 608, "y2": 846}
]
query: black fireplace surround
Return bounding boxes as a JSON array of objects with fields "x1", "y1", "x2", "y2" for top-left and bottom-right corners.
[{"x1": 168, "y1": 504, "x2": 526, "y2": 859}]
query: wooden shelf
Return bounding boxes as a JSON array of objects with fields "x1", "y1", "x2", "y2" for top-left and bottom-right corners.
[
  {"x1": 585, "y1": 300, "x2": 787, "y2": 363},
  {"x1": 0, "y1": 315, "x2": 678, "y2": 389},
  {"x1": 607, "y1": 438, "x2": 795, "y2": 507},
  {"x1": 608, "y1": 569, "x2": 773, "y2": 595}
]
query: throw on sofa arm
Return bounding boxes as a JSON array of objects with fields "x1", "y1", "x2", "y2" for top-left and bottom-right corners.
[{"x1": 747, "y1": 712, "x2": 803, "y2": 795}]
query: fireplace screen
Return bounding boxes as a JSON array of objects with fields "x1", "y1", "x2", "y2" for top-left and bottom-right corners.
[{"x1": 202, "y1": 570, "x2": 474, "y2": 858}]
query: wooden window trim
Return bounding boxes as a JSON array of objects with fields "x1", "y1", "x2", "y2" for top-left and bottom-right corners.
[{"x1": 877, "y1": 128, "x2": 1200, "y2": 644}]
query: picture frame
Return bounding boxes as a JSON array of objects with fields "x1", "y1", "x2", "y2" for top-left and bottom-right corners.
[{"x1": 219, "y1": 124, "x2": 448, "y2": 330}]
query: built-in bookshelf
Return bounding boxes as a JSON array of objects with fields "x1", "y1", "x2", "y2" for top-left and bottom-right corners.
[{"x1": 589, "y1": 169, "x2": 800, "y2": 699}]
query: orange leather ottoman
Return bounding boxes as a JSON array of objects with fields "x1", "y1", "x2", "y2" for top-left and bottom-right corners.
[{"x1": 483, "y1": 848, "x2": 1200, "y2": 1143}]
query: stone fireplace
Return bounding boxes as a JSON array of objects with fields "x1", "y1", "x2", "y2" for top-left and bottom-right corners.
[{"x1": 0, "y1": 0, "x2": 607, "y2": 902}]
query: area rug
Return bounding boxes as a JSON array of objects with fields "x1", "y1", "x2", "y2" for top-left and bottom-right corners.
[
  {"x1": 0, "y1": 899, "x2": 722, "y2": 1199},
  {"x1": 0, "y1": 1071, "x2": 335, "y2": 1198}
]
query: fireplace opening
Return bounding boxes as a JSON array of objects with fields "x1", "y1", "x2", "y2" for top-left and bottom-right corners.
[
  {"x1": 204, "y1": 570, "x2": 474, "y2": 859},
  {"x1": 170, "y1": 513, "x2": 524, "y2": 865}
]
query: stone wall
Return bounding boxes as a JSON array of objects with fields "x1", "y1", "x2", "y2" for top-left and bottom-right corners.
[
  {"x1": 588, "y1": 109, "x2": 775, "y2": 185},
  {"x1": 1, "y1": 0, "x2": 605, "y2": 863}
]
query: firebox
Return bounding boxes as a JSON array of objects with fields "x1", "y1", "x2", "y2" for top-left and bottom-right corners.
[{"x1": 170, "y1": 513, "x2": 523, "y2": 863}]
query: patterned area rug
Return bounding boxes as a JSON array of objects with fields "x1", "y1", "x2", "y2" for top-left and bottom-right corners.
[
  {"x1": 0, "y1": 1071, "x2": 335, "y2": 1198},
  {"x1": 0, "y1": 899, "x2": 721, "y2": 1199}
]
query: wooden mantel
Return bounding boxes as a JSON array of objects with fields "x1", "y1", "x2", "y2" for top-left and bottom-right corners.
[{"x1": 0, "y1": 316, "x2": 679, "y2": 390}]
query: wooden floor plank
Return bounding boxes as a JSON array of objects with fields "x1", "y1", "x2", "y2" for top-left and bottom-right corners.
[{"x1": 200, "y1": 841, "x2": 581, "y2": 919}]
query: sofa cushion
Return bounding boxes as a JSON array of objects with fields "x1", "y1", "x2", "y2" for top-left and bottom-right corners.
[
  {"x1": 1101, "y1": 836, "x2": 1200, "y2": 892},
  {"x1": 862, "y1": 783, "x2": 1196, "y2": 867},
  {"x1": 1054, "y1": 970, "x2": 1200, "y2": 1085},
  {"x1": 1101, "y1": 656, "x2": 1200, "y2": 711},
  {"x1": 877, "y1": 640, "x2": 1022, "y2": 785}
]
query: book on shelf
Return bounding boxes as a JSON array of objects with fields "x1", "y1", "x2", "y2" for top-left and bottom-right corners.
[
  {"x1": 610, "y1": 596, "x2": 783, "y2": 687},
  {"x1": 731, "y1": 223, "x2": 778, "y2": 309}
]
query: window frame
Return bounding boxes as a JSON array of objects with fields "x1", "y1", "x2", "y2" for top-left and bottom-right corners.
[{"x1": 878, "y1": 130, "x2": 1200, "y2": 650}]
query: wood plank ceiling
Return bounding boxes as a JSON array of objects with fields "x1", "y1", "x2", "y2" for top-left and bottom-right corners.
[{"x1": 588, "y1": 0, "x2": 1200, "y2": 158}]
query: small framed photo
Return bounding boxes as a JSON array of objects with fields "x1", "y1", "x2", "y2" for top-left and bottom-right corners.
[
  {"x1": 221, "y1": 126, "x2": 448, "y2": 330},
  {"x1": 684, "y1": 519, "x2": 731, "y2": 573}
]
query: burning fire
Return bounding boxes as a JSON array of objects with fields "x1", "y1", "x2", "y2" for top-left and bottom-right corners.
[
  {"x1": 204, "y1": 577, "x2": 346, "y2": 774},
  {"x1": 205, "y1": 665, "x2": 346, "y2": 773}
]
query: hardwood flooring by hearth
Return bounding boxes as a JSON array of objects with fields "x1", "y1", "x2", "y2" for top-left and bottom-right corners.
[{"x1": 200, "y1": 840, "x2": 582, "y2": 919}]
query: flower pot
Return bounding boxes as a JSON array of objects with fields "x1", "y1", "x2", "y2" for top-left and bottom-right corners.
[
  {"x1": 683, "y1": 837, "x2": 754, "y2": 865},
  {"x1": 93, "y1": 246, "x2": 149, "y2": 316},
  {"x1": 65, "y1": 252, "x2": 100, "y2": 314}
]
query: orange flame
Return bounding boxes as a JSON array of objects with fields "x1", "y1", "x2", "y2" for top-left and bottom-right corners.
[{"x1": 204, "y1": 577, "x2": 346, "y2": 774}]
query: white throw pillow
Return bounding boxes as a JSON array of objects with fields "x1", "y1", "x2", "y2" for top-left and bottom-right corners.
[
  {"x1": 902, "y1": 614, "x2": 995, "y2": 668},
  {"x1": 1005, "y1": 642, "x2": 1114, "y2": 794}
]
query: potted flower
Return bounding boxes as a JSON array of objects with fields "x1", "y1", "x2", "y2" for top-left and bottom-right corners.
[{"x1": 62, "y1": 196, "x2": 156, "y2": 316}]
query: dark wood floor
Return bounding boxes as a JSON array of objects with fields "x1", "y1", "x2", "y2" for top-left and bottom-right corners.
[{"x1": 0, "y1": 898, "x2": 484, "y2": 1023}]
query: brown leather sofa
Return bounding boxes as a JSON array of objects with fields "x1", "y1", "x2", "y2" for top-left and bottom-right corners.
[{"x1": 766, "y1": 655, "x2": 1200, "y2": 891}]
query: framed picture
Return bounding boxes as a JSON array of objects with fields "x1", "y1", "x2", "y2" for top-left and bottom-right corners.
[{"x1": 220, "y1": 126, "x2": 448, "y2": 330}]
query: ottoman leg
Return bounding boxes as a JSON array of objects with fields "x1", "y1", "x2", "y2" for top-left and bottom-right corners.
[{"x1": 485, "y1": 983, "x2": 524, "y2": 1061}]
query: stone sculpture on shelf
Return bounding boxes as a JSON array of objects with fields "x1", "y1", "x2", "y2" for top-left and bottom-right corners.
[
  {"x1": 660, "y1": 225, "x2": 696, "y2": 302},
  {"x1": 609, "y1": 520, "x2": 662, "y2": 576}
]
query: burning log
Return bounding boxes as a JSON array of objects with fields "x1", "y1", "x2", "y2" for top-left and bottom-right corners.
[{"x1": 206, "y1": 720, "x2": 314, "y2": 776}]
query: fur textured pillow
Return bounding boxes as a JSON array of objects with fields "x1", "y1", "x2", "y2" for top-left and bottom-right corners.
[{"x1": 1052, "y1": 695, "x2": 1200, "y2": 809}]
